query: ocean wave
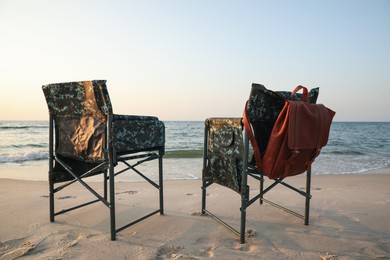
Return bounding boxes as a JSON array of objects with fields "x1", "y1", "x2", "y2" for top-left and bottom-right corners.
[
  {"x1": 0, "y1": 152, "x2": 47, "y2": 163},
  {"x1": 0, "y1": 126, "x2": 47, "y2": 130},
  {"x1": 312, "y1": 154, "x2": 390, "y2": 175},
  {"x1": 313, "y1": 165, "x2": 390, "y2": 175},
  {"x1": 10, "y1": 144, "x2": 47, "y2": 149}
]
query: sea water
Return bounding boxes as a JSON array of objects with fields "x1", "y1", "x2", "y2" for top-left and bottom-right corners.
[{"x1": 0, "y1": 121, "x2": 389, "y2": 181}]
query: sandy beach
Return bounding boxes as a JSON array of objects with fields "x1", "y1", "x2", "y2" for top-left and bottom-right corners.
[{"x1": 0, "y1": 173, "x2": 389, "y2": 260}]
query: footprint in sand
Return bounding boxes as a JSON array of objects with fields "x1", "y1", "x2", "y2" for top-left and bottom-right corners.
[
  {"x1": 156, "y1": 245, "x2": 200, "y2": 260},
  {"x1": 300, "y1": 187, "x2": 322, "y2": 191},
  {"x1": 115, "y1": 190, "x2": 138, "y2": 195},
  {"x1": 116, "y1": 191, "x2": 138, "y2": 200},
  {"x1": 186, "y1": 193, "x2": 200, "y2": 196},
  {"x1": 0, "y1": 238, "x2": 36, "y2": 260},
  {"x1": 0, "y1": 224, "x2": 99, "y2": 260},
  {"x1": 56, "y1": 196, "x2": 77, "y2": 200},
  {"x1": 246, "y1": 229, "x2": 256, "y2": 237},
  {"x1": 40, "y1": 195, "x2": 78, "y2": 200},
  {"x1": 155, "y1": 245, "x2": 183, "y2": 259},
  {"x1": 198, "y1": 246, "x2": 215, "y2": 257},
  {"x1": 190, "y1": 211, "x2": 203, "y2": 216}
]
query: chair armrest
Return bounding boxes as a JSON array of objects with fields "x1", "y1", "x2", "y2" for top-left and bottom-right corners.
[
  {"x1": 113, "y1": 114, "x2": 158, "y2": 121},
  {"x1": 112, "y1": 115, "x2": 165, "y2": 153}
]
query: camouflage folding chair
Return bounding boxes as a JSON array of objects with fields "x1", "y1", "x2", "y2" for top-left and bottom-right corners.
[
  {"x1": 42, "y1": 80, "x2": 165, "y2": 240},
  {"x1": 202, "y1": 83, "x2": 321, "y2": 243}
]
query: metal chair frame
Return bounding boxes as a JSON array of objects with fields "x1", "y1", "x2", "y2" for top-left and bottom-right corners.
[
  {"x1": 45, "y1": 82, "x2": 164, "y2": 241},
  {"x1": 201, "y1": 120, "x2": 311, "y2": 244}
]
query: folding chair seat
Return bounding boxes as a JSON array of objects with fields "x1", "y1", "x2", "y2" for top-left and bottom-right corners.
[
  {"x1": 202, "y1": 83, "x2": 334, "y2": 243},
  {"x1": 42, "y1": 80, "x2": 165, "y2": 240}
]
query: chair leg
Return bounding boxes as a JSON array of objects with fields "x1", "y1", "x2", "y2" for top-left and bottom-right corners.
[
  {"x1": 259, "y1": 175, "x2": 264, "y2": 205},
  {"x1": 201, "y1": 179, "x2": 206, "y2": 215},
  {"x1": 109, "y1": 162, "x2": 116, "y2": 241},
  {"x1": 202, "y1": 124, "x2": 209, "y2": 215},
  {"x1": 240, "y1": 196, "x2": 247, "y2": 244},
  {"x1": 103, "y1": 170, "x2": 108, "y2": 200},
  {"x1": 304, "y1": 167, "x2": 312, "y2": 225},
  {"x1": 240, "y1": 131, "x2": 250, "y2": 244},
  {"x1": 159, "y1": 149, "x2": 164, "y2": 215},
  {"x1": 49, "y1": 115, "x2": 55, "y2": 222},
  {"x1": 49, "y1": 180, "x2": 55, "y2": 222}
]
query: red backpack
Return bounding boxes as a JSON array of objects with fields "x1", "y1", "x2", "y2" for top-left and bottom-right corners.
[{"x1": 244, "y1": 85, "x2": 335, "y2": 179}]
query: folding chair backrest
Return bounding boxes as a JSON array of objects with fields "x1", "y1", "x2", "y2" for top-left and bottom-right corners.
[
  {"x1": 245, "y1": 83, "x2": 319, "y2": 155},
  {"x1": 42, "y1": 80, "x2": 112, "y2": 163}
]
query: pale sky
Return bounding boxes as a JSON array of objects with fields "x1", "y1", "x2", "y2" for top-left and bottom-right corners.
[{"x1": 0, "y1": 0, "x2": 389, "y2": 121}]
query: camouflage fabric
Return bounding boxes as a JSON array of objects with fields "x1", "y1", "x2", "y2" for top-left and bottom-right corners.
[
  {"x1": 54, "y1": 117, "x2": 106, "y2": 162},
  {"x1": 42, "y1": 80, "x2": 110, "y2": 162},
  {"x1": 42, "y1": 80, "x2": 111, "y2": 119},
  {"x1": 247, "y1": 83, "x2": 319, "y2": 122},
  {"x1": 205, "y1": 118, "x2": 243, "y2": 193},
  {"x1": 113, "y1": 115, "x2": 165, "y2": 153},
  {"x1": 246, "y1": 83, "x2": 319, "y2": 154},
  {"x1": 42, "y1": 80, "x2": 165, "y2": 182}
]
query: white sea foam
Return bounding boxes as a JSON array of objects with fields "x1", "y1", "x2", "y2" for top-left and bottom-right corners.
[
  {"x1": 1, "y1": 121, "x2": 389, "y2": 181},
  {"x1": 0, "y1": 151, "x2": 47, "y2": 163}
]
